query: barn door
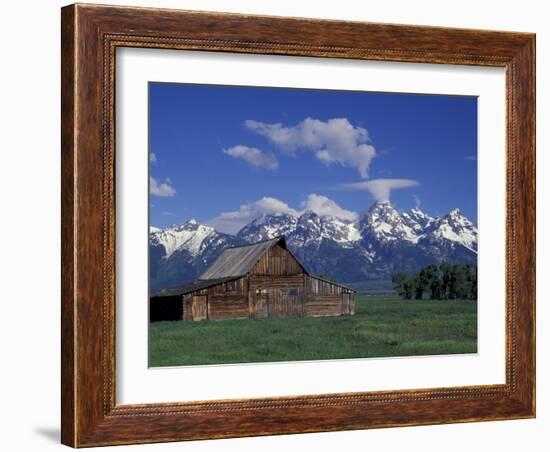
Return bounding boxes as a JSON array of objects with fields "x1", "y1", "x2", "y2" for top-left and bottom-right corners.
[
  {"x1": 342, "y1": 293, "x2": 350, "y2": 315},
  {"x1": 191, "y1": 295, "x2": 207, "y2": 321},
  {"x1": 269, "y1": 288, "x2": 300, "y2": 318},
  {"x1": 284, "y1": 288, "x2": 302, "y2": 317},
  {"x1": 254, "y1": 289, "x2": 268, "y2": 318}
]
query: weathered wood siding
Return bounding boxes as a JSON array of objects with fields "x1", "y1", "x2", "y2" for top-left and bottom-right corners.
[
  {"x1": 167, "y1": 246, "x2": 355, "y2": 321},
  {"x1": 250, "y1": 244, "x2": 303, "y2": 276},
  {"x1": 183, "y1": 296, "x2": 192, "y2": 321},
  {"x1": 208, "y1": 295, "x2": 248, "y2": 320},
  {"x1": 248, "y1": 273, "x2": 305, "y2": 319},
  {"x1": 203, "y1": 276, "x2": 247, "y2": 321},
  {"x1": 304, "y1": 294, "x2": 342, "y2": 317},
  {"x1": 306, "y1": 276, "x2": 353, "y2": 294},
  {"x1": 305, "y1": 275, "x2": 355, "y2": 317},
  {"x1": 191, "y1": 295, "x2": 208, "y2": 321},
  {"x1": 253, "y1": 292, "x2": 269, "y2": 318},
  {"x1": 248, "y1": 274, "x2": 304, "y2": 289},
  {"x1": 181, "y1": 277, "x2": 248, "y2": 321},
  {"x1": 341, "y1": 293, "x2": 355, "y2": 315},
  {"x1": 265, "y1": 287, "x2": 305, "y2": 318}
]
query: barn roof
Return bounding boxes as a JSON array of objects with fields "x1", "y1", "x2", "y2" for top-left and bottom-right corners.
[
  {"x1": 151, "y1": 236, "x2": 355, "y2": 297},
  {"x1": 307, "y1": 274, "x2": 357, "y2": 293},
  {"x1": 151, "y1": 276, "x2": 240, "y2": 298},
  {"x1": 199, "y1": 236, "x2": 300, "y2": 280}
]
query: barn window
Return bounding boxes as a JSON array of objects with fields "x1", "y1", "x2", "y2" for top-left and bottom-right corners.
[
  {"x1": 225, "y1": 280, "x2": 241, "y2": 292},
  {"x1": 280, "y1": 288, "x2": 298, "y2": 297}
]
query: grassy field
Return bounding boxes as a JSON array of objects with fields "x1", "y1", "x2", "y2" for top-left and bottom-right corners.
[{"x1": 149, "y1": 295, "x2": 477, "y2": 367}]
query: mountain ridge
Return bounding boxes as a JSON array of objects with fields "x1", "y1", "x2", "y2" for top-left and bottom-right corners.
[{"x1": 149, "y1": 202, "x2": 477, "y2": 291}]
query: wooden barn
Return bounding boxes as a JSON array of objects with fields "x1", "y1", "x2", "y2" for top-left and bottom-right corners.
[{"x1": 150, "y1": 236, "x2": 355, "y2": 321}]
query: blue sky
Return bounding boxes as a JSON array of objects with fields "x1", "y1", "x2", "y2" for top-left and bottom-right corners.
[{"x1": 149, "y1": 82, "x2": 477, "y2": 232}]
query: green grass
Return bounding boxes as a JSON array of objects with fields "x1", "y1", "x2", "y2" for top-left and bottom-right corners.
[{"x1": 148, "y1": 295, "x2": 477, "y2": 367}]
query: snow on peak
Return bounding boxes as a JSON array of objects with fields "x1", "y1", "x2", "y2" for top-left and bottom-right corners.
[
  {"x1": 238, "y1": 213, "x2": 298, "y2": 243},
  {"x1": 402, "y1": 207, "x2": 434, "y2": 234},
  {"x1": 288, "y1": 211, "x2": 360, "y2": 248},
  {"x1": 150, "y1": 202, "x2": 477, "y2": 260},
  {"x1": 318, "y1": 216, "x2": 361, "y2": 246},
  {"x1": 361, "y1": 201, "x2": 418, "y2": 243},
  {"x1": 443, "y1": 208, "x2": 474, "y2": 228},
  {"x1": 423, "y1": 208, "x2": 477, "y2": 252},
  {"x1": 237, "y1": 210, "x2": 360, "y2": 248},
  {"x1": 151, "y1": 202, "x2": 478, "y2": 289},
  {"x1": 151, "y1": 219, "x2": 216, "y2": 258},
  {"x1": 409, "y1": 207, "x2": 431, "y2": 220}
]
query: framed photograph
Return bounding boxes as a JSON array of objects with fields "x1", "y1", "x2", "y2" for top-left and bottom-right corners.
[{"x1": 61, "y1": 3, "x2": 535, "y2": 447}]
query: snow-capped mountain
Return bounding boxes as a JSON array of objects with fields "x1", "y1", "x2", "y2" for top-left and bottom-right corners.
[
  {"x1": 359, "y1": 201, "x2": 419, "y2": 243},
  {"x1": 401, "y1": 207, "x2": 434, "y2": 234},
  {"x1": 415, "y1": 208, "x2": 478, "y2": 264},
  {"x1": 237, "y1": 213, "x2": 298, "y2": 244},
  {"x1": 422, "y1": 208, "x2": 477, "y2": 252},
  {"x1": 284, "y1": 210, "x2": 360, "y2": 249},
  {"x1": 150, "y1": 219, "x2": 216, "y2": 259},
  {"x1": 149, "y1": 202, "x2": 478, "y2": 290},
  {"x1": 149, "y1": 219, "x2": 244, "y2": 290}
]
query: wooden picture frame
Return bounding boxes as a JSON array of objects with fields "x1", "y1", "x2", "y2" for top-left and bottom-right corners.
[{"x1": 61, "y1": 3, "x2": 535, "y2": 447}]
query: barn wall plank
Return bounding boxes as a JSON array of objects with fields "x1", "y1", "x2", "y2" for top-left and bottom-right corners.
[
  {"x1": 305, "y1": 294, "x2": 342, "y2": 317},
  {"x1": 250, "y1": 244, "x2": 304, "y2": 276},
  {"x1": 208, "y1": 295, "x2": 249, "y2": 320}
]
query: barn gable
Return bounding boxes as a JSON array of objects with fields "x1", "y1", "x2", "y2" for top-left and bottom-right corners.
[
  {"x1": 199, "y1": 237, "x2": 305, "y2": 280},
  {"x1": 249, "y1": 241, "x2": 304, "y2": 276}
]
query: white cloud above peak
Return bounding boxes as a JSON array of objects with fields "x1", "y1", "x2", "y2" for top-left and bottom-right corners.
[
  {"x1": 223, "y1": 145, "x2": 279, "y2": 170},
  {"x1": 243, "y1": 117, "x2": 376, "y2": 178},
  {"x1": 207, "y1": 197, "x2": 299, "y2": 234},
  {"x1": 341, "y1": 178, "x2": 419, "y2": 202},
  {"x1": 208, "y1": 194, "x2": 357, "y2": 234},
  {"x1": 302, "y1": 194, "x2": 358, "y2": 221},
  {"x1": 150, "y1": 176, "x2": 176, "y2": 197}
]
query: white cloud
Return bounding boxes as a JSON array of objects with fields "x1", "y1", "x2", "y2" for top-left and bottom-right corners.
[
  {"x1": 244, "y1": 118, "x2": 376, "y2": 178},
  {"x1": 341, "y1": 178, "x2": 419, "y2": 202},
  {"x1": 150, "y1": 176, "x2": 176, "y2": 197},
  {"x1": 208, "y1": 197, "x2": 299, "y2": 234},
  {"x1": 302, "y1": 194, "x2": 358, "y2": 221},
  {"x1": 150, "y1": 152, "x2": 157, "y2": 164},
  {"x1": 208, "y1": 194, "x2": 358, "y2": 233},
  {"x1": 223, "y1": 145, "x2": 278, "y2": 170}
]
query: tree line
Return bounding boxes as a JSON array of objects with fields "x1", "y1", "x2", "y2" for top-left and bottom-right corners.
[{"x1": 392, "y1": 263, "x2": 477, "y2": 300}]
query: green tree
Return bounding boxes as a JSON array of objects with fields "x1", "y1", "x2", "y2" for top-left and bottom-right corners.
[
  {"x1": 439, "y1": 263, "x2": 452, "y2": 299},
  {"x1": 422, "y1": 264, "x2": 442, "y2": 300},
  {"x1": 403, "y1": 277, "x2": 416, "y2": 300},
  {"x1": 393, "y1": 263, "x2": 477, "y2": 301},
  {"x1": 466, "y1": 264, "x2": 477, "y2": 300},
  {"x1": 392, "y1": 270, "x2": 408, "y2": 298},
  {"x1": 413, "y1": 273, "x2": 425, "y2": 299},
  {"x1": 392, "y1": 270, "x2": 415, "y2": 300},
  {"x1": 453, "y1": 264, "x2": 470, "y2": 299}
]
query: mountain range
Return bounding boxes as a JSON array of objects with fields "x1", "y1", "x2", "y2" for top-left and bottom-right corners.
[{"x1": 149, "y1": 201, "x2": 478, "y2": 291}]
